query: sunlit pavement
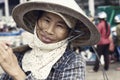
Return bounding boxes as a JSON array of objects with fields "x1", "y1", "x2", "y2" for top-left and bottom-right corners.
[{"x1": 86, "y1": 62, "x2": 120, "y2": 80}]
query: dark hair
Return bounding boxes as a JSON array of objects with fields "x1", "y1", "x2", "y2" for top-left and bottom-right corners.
[
  {"x1": 37, "y1": 10, "x2": 44, "y2": 21},
  {"x1": 99, "y1": 18, "x2": 110, "y2": 36},
  {"x1": 105, "y1": 20, "x2": 109, "y2": 35}
]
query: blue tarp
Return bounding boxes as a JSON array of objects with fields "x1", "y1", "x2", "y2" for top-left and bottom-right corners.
[{"x1": 0, "y1": 30, "x2": 24, "y2": 36}]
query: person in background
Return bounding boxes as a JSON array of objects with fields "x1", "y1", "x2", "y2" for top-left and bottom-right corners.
[
  {"x1": 0, "y1": 0, "x2": 100, "y2": 80},
  {"x1": 93, "y1": 12, "x2": 111, "y2": 72},
  {"x1": 109, "y1": 34, "x2": 115, "y2": 64},
  {"x1": 114, "y1": 14, "x2": 120, "y2": 71}
]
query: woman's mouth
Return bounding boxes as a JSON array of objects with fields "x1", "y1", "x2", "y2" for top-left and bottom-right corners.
[{"x1": 40, "y1": 35, "x2": 53, "y2": 43}]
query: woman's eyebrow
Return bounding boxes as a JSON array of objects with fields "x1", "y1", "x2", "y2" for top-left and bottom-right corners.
[
  {"x1": 58, "y1": 21, "x2": 67, "y2": 25},
  {"x1": 43, "y1": 15, "x2": 51, "y2": 20},
  {"x1": 43, "y1": 14, "x2": 67, "y2": 25}
]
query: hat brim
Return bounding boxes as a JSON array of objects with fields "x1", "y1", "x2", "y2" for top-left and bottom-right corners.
[{"x1": 12, "y1": 2, "x2": 100, "y2": 46}]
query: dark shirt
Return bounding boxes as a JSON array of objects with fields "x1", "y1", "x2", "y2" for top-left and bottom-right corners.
[{"x1": 0, "y1": 46, "x2": 85, "y2": 80}]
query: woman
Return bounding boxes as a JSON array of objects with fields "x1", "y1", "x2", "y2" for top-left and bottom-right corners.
[
  {"x1": 93, "y1": 12, "x2": 111, "y2": 72},
  {"x1": 0, "y1": 0, "x2": 100, "y2": 80}
]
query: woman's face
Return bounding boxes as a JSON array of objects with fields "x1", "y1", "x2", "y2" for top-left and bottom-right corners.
[{"x1": 36, "y1": 12, "x2": 69, "y2": 44}]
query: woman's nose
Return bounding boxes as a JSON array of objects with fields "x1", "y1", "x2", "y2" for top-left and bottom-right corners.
[{"x1": 45, "y1": 24, "x2": 54, "y2": 35}]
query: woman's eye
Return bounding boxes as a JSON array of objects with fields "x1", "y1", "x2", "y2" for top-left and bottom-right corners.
[
  {"x1": 57, "y1": 24, "x2": 65, "y2": 28},
  {"x1": 44, "y1": 19, "x2": 50, "y2": 23}
]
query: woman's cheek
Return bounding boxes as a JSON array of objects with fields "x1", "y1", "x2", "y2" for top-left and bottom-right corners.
[{"x1": 56, "y1": 31, "x2": 68, "y2": 39}]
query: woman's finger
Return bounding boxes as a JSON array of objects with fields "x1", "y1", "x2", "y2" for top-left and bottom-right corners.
[{"x1": 0, "y1": 42, "x2": 11, "y2": 64}]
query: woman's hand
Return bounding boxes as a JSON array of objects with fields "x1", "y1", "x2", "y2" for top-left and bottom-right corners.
[{"x1": 0, "y1": 41, "x2": 26, "y2": 80}]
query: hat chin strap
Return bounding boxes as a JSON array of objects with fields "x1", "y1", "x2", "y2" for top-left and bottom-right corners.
[{"x1": 67, "y1": 30, "x2": 84, "y2": 43}]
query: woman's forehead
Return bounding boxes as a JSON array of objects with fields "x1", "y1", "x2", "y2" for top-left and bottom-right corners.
[
  {"x1": 40, "y1": 12, "x2": 67, "y2": 26},
  {"x1": 42, "y1": 12, "x2": 65, "y2": 21}
]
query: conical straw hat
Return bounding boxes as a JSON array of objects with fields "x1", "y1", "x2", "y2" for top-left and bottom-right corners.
[{"x1": 12, "y1": 0, "x2": 100, "y2": 46}]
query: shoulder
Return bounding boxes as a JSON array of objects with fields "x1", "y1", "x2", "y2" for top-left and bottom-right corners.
[
  {"x1": 67, "y1": 51, "x2": 85, "y2": 68},
  {"x1": 62, "y1": 51, "x2": 86, "y2": 70},
  {"x1": 53, "y1": 50, "x2": 85, "y2": 70},
  {"x1": 97, "y1": 22, "x2": 103, "y2": 29},
  {"x1": 117, "y1": 24, "x2": 120, "y2": 28}
]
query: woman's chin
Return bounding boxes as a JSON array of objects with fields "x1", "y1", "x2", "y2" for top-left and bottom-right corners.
[{"x1": 41, "y1": 40, "x2": 52, "y2": 44}]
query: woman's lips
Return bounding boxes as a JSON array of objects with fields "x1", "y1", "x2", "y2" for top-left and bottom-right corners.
[{"x1": 41, "y1": 35, "x2": 53, "y2": 43}]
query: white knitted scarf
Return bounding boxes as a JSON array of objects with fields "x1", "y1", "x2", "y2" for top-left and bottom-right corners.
[{"x1": 22, "y1": 27, "x2": 68, "y2": 79}]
